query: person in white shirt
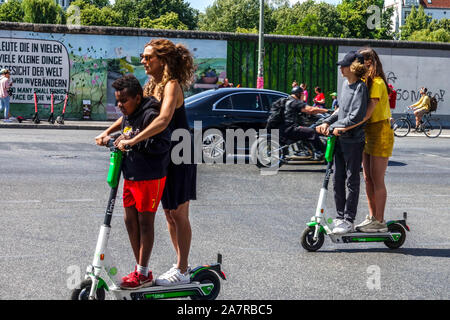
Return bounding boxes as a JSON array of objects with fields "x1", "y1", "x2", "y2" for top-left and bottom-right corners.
[{"x1": 0, "y1": 69, "x2": 13, "y2": 122}]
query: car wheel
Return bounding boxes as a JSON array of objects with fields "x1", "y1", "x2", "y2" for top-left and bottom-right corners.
[{"x1": 202, "y1": 131, "x2": 226, "y2": 163}]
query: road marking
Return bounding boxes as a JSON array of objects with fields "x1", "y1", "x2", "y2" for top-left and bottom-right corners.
[
  {"x1": 0, "y1": 200, "x2": 41, "y2": 204},
  {"x1": 419, "y1": 152, "x2": 450, "y2": 160},
  {"x1": 55, "y1": 199, "x2": 96, "y2": 203},
  {"x1": 0, "y1": 254, "x2": 49, "y2": 260}
]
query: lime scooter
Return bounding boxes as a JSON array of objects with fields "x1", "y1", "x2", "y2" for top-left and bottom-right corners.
[
  {"x1": 71, "y1": 138, "x2": 226, "y2": 300},
  {"x1": 301, "y1": 135, "x2": 410, "y2": 252}
]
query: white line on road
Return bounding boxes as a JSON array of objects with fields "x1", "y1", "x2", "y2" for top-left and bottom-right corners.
[
  {"x1": 55, "y1": 199, "x2": 96, "y2": 202},
  {"x1": 0, "y1": 200, "x2": 41, "y2": 204}
]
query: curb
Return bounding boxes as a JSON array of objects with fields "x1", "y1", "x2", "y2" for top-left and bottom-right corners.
[{"x1": 0, "y1": 122, "x2": 111, "y2": 130}]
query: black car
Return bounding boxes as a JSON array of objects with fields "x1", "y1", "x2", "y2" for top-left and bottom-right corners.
[{"x1": 185, "y1": 88, "x2": 289, "y2": 161}]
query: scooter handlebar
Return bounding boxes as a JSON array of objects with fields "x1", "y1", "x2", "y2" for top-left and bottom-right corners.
[{"x1": 106, "y1": 134, "x2": 131, "y2": 151}]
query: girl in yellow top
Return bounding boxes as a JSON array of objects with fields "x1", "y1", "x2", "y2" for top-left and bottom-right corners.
[
  {"x1": 409, "y1": 87, "x2": 431, "y2": 130},
  {"x1": 355, "y1": 47, "x2": 394, "y2": 233}
]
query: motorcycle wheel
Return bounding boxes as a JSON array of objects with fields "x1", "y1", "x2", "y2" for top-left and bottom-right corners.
[{"x1": 250, "y1": 136, "x2": 284, "y2": 169}]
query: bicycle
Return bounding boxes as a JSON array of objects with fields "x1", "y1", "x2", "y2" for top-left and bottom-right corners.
[{"x1": 392, "y1": 108, "x2": 442, "y2": 138}]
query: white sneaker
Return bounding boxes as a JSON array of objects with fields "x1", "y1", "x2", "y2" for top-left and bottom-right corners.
[
  {"x1": 358, "y1": 219, "x2": 388, "y2": 233},
  {"x1": 332, "y1": 220, "x2": 354, "y2": 234},
  {"x1": 155, "y1": 266, "x2": 190, "y2": 286},
  {"x1": 355, "y1": 215, "x2": 375, "y2": 230}
]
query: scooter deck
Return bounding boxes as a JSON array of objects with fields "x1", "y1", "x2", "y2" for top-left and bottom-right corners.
[
  {"x1": 329, "y1": 231, "x2": 402, "y2": 244},
  {"x1": 109, "y1": 281, "x2": 214, "y2": 300}
]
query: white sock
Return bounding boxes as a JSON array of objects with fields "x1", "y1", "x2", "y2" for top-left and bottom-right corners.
[{"x1": 137, "y1": 264, "x2": 149, "y2": 277}]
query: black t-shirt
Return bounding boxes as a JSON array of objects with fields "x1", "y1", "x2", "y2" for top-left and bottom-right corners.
[{"x1": 284, "y1": 97, "x2": 306, "y2": 127}]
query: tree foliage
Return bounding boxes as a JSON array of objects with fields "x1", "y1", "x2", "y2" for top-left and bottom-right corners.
[
  {"x1": 0, "y1": 0, "x2": 447, "y2": 42},
  {"x1": 22, "y1": 0, "x2": 66, "y2": 24},
  {"x1": 140, "y1": 12, "x2": 188, "y2": 30},
  {"x1": 401, "y1": 6, "x2": 450, "y2": 42},
  {"x1": 113, "y1": 0, "x2": 198, "y2": 30},
  {"x1": 401, "y1": 5, "x2": 430, "y2": 39},
  {"x1": 198, "y1": 0, "x2": 276, "y2": 33},
  {"x1": 273, "y1": 0, "x2": 343, "y2": 37},
  {"x1": 0, "y1": 0, "x2": 24, "y2": 23},
  {"x1": 336, "y1": 0, "x2": 393, "y2": 39}
]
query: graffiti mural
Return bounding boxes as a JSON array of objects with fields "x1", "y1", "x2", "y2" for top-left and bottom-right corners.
[{"x1": 0, "y1": 30, "x2": 227, "y2": 120}]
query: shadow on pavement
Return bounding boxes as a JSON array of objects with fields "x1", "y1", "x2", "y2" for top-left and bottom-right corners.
[
  {"x1": 320, "y1": 247, "x2": 450, "y2": 258},
  {"x1": 388, "y1": 160, "x2": 407, "y2": 167}
]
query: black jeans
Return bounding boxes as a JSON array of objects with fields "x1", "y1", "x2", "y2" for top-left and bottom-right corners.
[
  {"x1": 333, "y1": 138, "x2": 365, "y2": 223},
  {"x1": 283, "y1": 125, "x2": 325, "y2": 153}
]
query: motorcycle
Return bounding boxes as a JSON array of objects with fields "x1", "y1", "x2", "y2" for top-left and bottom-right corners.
[{"x1": 250, "y1": 112, "x2": 331, "y2": 169}]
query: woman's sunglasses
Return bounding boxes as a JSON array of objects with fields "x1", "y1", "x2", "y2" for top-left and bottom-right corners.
[{"x1": 140, "y1": 53, "x2": 152, "y2": 61}]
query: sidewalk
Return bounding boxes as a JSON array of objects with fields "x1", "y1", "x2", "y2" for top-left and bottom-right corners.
[{"x1": 0, "y1": 119, "x2": 113, "y2": 130}]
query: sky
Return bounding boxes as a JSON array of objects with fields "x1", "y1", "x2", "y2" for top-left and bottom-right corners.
[{"x1": 187, "y1": 0, "x2": 342, "y2": 13}]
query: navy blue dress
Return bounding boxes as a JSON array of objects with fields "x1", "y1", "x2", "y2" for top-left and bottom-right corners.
[{"x1": 161, "y1": 103, "x2": 197, "y2": 210}]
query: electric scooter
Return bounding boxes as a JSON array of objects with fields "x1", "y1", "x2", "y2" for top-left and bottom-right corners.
[
  {"x1": 71, "y1": 138, "x2": 226, "y2": 300},
  {"x1": 300, "y1": 135, "x2": 409, "y2": 252},
  {"x1": 56, "y1": 91, "x2": 69, "y2": 124},
  {"x1": 48, "y1": 93, "x2": 55, "y2": 124},
  {"x1": 32, "y1": 92, "x2": 40, "y2": 124}
]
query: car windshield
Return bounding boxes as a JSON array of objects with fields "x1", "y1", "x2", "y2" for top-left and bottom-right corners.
[{"x1": 185, "y1": 90, "x2": 216, "y2": 107}]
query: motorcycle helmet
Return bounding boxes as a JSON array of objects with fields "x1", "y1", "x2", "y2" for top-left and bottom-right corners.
[{"x1": 291, "y1": 86, "x2": 303, "y2": 98}]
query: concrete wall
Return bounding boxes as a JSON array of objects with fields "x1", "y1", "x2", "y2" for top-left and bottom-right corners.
[{"x1": 339, "y1": 45, "x2": 450, "y2": 127}]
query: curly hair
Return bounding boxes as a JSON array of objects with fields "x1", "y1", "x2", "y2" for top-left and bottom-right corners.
[
  {"x1": 350, "y1": 60, "x2": 367, "y2": 79},
  {"x1": 112, "y1": 74, "x2": 143, "y2": 98},
  {"x1": 142, "y1": 39, "x2": 195, "y2": 100}
]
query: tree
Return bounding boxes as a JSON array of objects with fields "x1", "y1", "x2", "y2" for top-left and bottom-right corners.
[
  {"x1": 337, "y1": 0, "x2": 393, "y2": 39},
  {"x1": 198, "y1": 0, "x2": 276, "y2": 33},
  {"x1": 140, "y1": 12, "x2": 188, "y2": 30},
  {"x1": 113, "y1": 0, "x2": 198, "y2": 29},
  {"x1": 66, "y1": 0, "x2": 120, "y2": 27},
  {"x1": 22, "y1": 0, "x2": 66, "y2": 24},
  {"x1": 80, "y1": 6, "x2": 121, "y2": 27},
  {"x1": 401, "y1": 5, "x2": 431, "y2": 39},
  {"x1": 273, "y1": 0, "x2": 343, "y2": 37},
  {"x1": 408, "y1": 28, "x2": 450, "y2": 42},
  {"x1": 0, "y1": 0, "x2": 24, "y2": 22}
]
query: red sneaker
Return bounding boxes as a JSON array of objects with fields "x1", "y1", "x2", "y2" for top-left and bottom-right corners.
[
  {"x1": 121, "y1": 266, "x2": 137, "y2": 282},
  {"x1": 120, "y1": 271, "x2": 153, "y2": 290}
]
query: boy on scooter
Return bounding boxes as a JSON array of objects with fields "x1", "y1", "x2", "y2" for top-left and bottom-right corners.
[
  {"x1": 315, "y1": 51, "x2": 368, "y2": 234},
  {"x1": 95, "y1": 74, "x2": 171, "y2": 289}
]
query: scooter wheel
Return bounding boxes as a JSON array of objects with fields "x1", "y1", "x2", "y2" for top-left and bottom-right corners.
[
  {"x1": 384, "y1": 223, "x2": 406, "y2": 249},
  {"x1": 301, "y1": 226, "x2": 324, "y2": 252},
  {"x1": 190, "y1": 270, "x2": 221, "y2": 300},
  {"x1": 70, "y1": 279, "x2": 106, "y2": 300}
]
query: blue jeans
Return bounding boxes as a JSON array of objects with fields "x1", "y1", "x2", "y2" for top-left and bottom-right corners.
[{"x1": 0, "y1": 96, "x2": 10, "y2": 119}]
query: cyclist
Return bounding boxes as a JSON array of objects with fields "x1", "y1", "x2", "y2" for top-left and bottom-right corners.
[{"x1": 408, "y1": 87, "x2": 431, "y2": 131}]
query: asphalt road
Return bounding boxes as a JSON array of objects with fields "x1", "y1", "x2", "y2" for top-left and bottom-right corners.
[{"x1": 0, "y1": 128, "x2": 449, "y2": 300}]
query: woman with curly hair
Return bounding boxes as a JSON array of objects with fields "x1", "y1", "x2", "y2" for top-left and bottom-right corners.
[{"x1": 354, "y1": 47, "x2": 394, "y2": 233}]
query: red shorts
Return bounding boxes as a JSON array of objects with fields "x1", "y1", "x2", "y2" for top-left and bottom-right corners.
[{"x1": 123, "y1": 177, "x2": 166, "y2": 213}]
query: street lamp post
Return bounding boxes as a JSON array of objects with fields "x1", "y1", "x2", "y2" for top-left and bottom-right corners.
[{"x1": 257, "y1": 0, "x2": 264, "y2": 89}]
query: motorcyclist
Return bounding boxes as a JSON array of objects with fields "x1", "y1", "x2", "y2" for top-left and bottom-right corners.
[{"x1": 283, "y1": 86, "x2": 329, "y2": 160}]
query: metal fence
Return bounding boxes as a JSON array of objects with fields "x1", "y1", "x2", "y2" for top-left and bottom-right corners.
[{"x1": 227, "y1": 39, "x2": 339, "y2": 107}]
